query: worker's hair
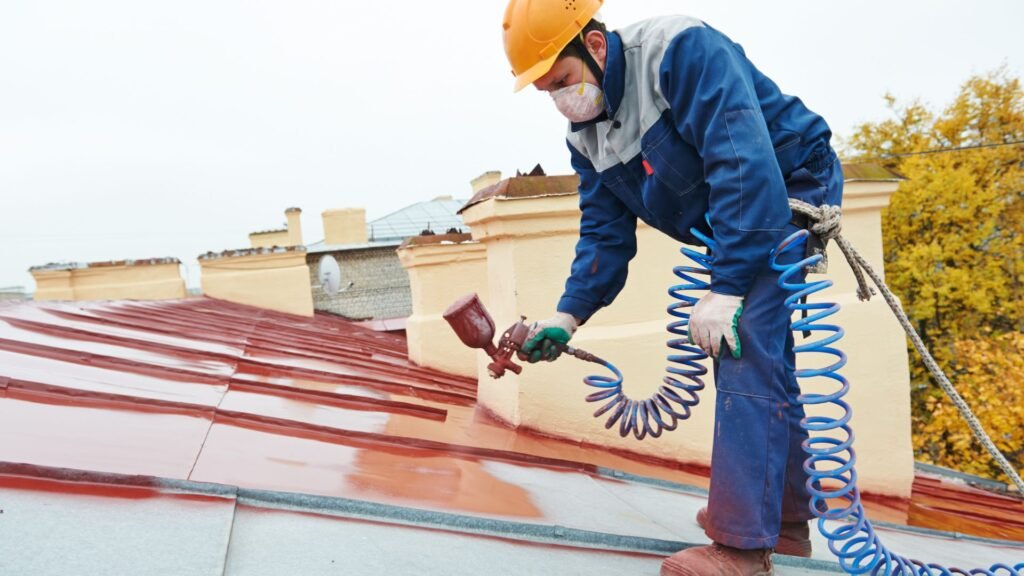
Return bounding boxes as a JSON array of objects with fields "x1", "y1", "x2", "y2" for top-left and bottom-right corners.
[{"x1": 557, "y1": 19, "x2": 607, "y2": 61}]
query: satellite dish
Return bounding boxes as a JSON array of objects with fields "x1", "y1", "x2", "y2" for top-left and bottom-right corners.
[{"x1": 318, "y1": 255, "x2": 342, "y2": 295}]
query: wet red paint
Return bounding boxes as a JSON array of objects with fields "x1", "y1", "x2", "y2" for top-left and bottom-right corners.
[
  {"x1": 0, "y1": 393, "x2": 212, "y2": 479},
  {"x1": 0, "y1": 347, "x2": 228, "y2": 406},
  {"x1": 0, "y1": 318, "x2": 236, "y2": 379},
  {"x1": 0, "y1": 298, "x2": 1018, "y2": 542},
  {"x1": 190, "y1": 419, "x2": 544, "y2": 518},
  {"x1": 908, "y1": 475, "x2": 1024, "y2": 540}
]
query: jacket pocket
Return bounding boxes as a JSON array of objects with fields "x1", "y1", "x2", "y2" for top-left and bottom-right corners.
[{"x1": 640, "y1": 116, "x2": 700, "y2": 197}]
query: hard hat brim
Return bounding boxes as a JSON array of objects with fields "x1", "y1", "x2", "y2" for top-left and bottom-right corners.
[{"x1": 513, "y1": 53, "x2": 559, "y2": 92}]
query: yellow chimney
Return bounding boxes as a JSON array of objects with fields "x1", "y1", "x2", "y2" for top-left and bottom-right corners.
[
  {"x1": 199, "y1": 246, "x2": 313, "y2": 316},
  {"x1": 322, "y1": 208, "x2": 368, "y2": 245},
  {"x1": 286, "y1": 207, "x2": 303, "y2": 246},
  {"x1": 30, "y1": 258, "x2": 186, "y2": 301},
  {"x1": 30, "y1": 265, "x2": 76, "y2": 301},
  {"x1": 470, "y1": 171, "x2": 502, "y2": 194},
  {"x1": 73, "y1": 258, "x2": 186, "y2": 300},
  {"x1": 250, "y1": 207, "x2": 303, "y2": 248},
  {"x1": 398, "y1": 232, "x2": 488, "y2": 377}
]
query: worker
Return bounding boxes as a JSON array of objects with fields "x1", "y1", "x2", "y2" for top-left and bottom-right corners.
[{"x1": 502, "y1": 1, "x2": 843, "y2": 574}]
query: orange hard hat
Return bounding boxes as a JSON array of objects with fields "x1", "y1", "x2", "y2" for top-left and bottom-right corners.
[{"x1": 503, "y1": 0, "x2": 604, "y2": 92}]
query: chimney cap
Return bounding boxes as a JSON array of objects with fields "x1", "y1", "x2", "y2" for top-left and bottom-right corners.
[
  {"x1": 285, "y1": 207, "x2": 302, "y2": 214},
  {"x1": 198, "y1": 245, "x2": 307, "y2": 261},
  {"x1": 29, "y1": 257, "x2": 181, "y2": 272},
  {"x1": 458, "y1": 173, "x2": 578, "y2": 214},
  {"x1": 322, "y1": 207, "x2": 366, "y2": 216}
]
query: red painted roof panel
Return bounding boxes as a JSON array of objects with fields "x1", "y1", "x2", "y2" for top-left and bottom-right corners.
[
  {"x1": 0, "y1": 296, "x2": 1020, "y2": 550},
  {"x1": 0, "y1": 389, "x2": 212, "y2": 478}
]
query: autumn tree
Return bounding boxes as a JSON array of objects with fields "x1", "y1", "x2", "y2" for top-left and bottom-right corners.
[{"x1": 845, "y1": 68, "x2": 1024, "y2": 481}]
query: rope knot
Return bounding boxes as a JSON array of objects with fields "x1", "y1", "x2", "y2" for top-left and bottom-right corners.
[
  {"x1": 810, "y1": 204, "x2": 843, "y2": 241},
  {"x1": 787, "y1": 198, "x2": 874, "y2": 300}
]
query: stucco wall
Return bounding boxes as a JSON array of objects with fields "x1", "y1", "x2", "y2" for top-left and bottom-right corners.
[
  {"x1": 74, "y1": 264, "x2": 185, "y2": 300},
  {"x1": 31, "y1": 269, "x2": 75, "y2": 301},
  {"x1": 200, "y1": 249, "x2": 313, "y2": 316},
  {"x1": 398, "y1": 234, "x2": 488, "y2": 377},
  {"x1": 31, "y1": 262, "x2": 185, "y2": 301}
]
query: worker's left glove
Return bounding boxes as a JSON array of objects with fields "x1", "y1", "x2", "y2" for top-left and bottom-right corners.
[
  {"x1": 688, "y1": 292, "x2": 744, "y2": 359},
  {"x1": 518, "y1": 312, "x2": 579, "y2": 363}
]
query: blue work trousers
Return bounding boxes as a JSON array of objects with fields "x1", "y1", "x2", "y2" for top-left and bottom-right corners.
[{"x1": 704, "y1": 157, "x2": 843, "y2": 550}]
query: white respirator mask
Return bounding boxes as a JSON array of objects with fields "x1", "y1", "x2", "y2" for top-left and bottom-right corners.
[
  {"x1": 550, "y1": 53, "x2": 605, "y2": 122},
  {"x1": 551, "y1": 81, "x2": 605, "y2": 122}
]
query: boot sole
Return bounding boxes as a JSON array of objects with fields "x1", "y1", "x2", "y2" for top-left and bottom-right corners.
[
  {"x1": 696, "y1": 508, "x2": 812, "y2": 558},
  {"x1": 661, "y1": 557, "x2": 773, "y2": 576}
]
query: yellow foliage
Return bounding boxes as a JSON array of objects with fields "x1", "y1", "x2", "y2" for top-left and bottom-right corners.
[
  {"x1": 915, "y1": 333, "x2": 1024, "y2": 482},
  {"x1": 846, "y1": 67, "x2": 1024, "y2": 481}
]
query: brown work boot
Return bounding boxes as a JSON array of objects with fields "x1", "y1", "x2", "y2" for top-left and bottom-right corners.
[
  {"x1": 777, "y1": 519, "x2": 812, "y2": 558},
  {"x1": 696, "y1": 507, "x2": 812, "y2": 558},
  {"x1": 661, "y1": 543, "x2": 773, "y2": 576}
]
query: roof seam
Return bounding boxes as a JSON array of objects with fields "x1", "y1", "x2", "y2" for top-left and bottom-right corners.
[{"x1": 3, "y1": 461, "x2": 1023, "y2": 556}]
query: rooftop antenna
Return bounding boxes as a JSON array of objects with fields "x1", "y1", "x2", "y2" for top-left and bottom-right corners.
[{"x1": 318, "y1": 255, "x2": 353, "y2": 296}]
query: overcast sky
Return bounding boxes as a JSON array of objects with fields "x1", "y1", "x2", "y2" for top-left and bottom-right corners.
[{"x1": 2, "y1": 1, "x2": 1021, "y2": 291}]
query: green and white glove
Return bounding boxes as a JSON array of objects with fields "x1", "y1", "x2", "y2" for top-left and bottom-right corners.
[
  {"x1": 518, "y1": 312, "x2": 579, "y2": 363},
  {"x1": 688, "y1": 292, "x2": 744, "y2": 359}
]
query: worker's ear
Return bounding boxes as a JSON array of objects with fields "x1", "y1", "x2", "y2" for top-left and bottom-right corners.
[{"x1": 583, "y1": 30, "x2": 607, "y2": 68}]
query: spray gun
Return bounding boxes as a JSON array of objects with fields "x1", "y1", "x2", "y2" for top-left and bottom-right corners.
[
  {"x1": 443, "y1": 291, "x2": 700, "y2": 441},
  {"x1": 443, "y1": 293, "x2": 600, "y2": 379}
]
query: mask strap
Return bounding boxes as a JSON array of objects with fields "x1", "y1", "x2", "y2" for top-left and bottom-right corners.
[
  {"x1": 570, "y1": 31, "x2": 605, "y2": 87},
  {"x1": 577, "y1": 57, "x2": 586, "y2": 94}
]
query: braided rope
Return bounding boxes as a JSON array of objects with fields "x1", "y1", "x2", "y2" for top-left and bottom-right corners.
[{"x1": 788, "y1": 199, "x2": 1024, "y2": 495}]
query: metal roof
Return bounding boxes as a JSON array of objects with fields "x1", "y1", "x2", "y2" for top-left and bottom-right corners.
[
  {"x1": 0, "y1": 298, "x2": 1020, "y2": 574},
  {"x1": 367, "y1": 197, "x2": 468, "y2": 242},
  {"x1": 841, "y1": 162, "x2": 905, "y2": 181},
  {"x1": 304, "y1": 198, "x2": 467, "y2": 254}
]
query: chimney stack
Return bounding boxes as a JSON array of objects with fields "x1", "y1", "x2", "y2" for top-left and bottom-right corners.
[
  {"x1": 322, "y1": 208, "x2": 368, "y2": 245},
  {"x1": 285, "y1": 207, "x2": 303, "y2": 246},
  {"x1": 470, "y1": 171, "x2": 502, "y2": 194}
]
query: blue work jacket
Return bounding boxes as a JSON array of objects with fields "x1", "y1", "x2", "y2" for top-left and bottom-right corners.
[{"x1": 557, "y1": 16, "x2": 838, "y2": 323}]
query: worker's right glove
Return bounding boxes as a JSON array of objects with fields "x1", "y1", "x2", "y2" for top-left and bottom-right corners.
[
  {"x1": 518, "y1": 312, "x2": 579, "y2": 363},
  {"x1": 688, "y1": 292, "x2": 744, "y2": 360}
]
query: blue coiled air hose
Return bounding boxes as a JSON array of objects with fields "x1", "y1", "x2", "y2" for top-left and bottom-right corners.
[
  {"x1": 577, "y1": 227, "x2": 1022, "y2": 574},
  {"x1": 769, "y1": 228, "x2": 1023, "y2": 576},
  {"x1": 582, "y1": 226, "x2": 713, "y2": 440}
]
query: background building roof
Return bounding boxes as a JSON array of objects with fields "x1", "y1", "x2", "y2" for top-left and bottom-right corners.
[
  {"x1": 367, "y1": 197, "x2": 468, "y2": 242},
  {"x1": 305, "y1": 197, "x2": 469, "y2": 254}
]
